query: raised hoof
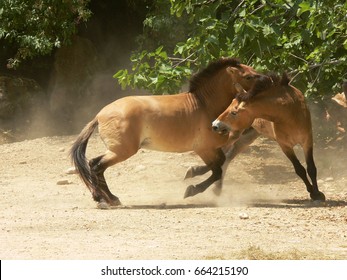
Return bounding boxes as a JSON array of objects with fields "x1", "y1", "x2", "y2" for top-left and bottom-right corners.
[
  {"x1": 212, "y1": 186, "x2": 222, "y2": 196},
  {"x1": 184, "y1": 167, "x2": 194, "y2": 180},
  {"x1": 310, "y1": 191, "x2": 326, "y2": 202},
  {"x1": 184, "y1": 185, "x2": 198, "y2": 198}
]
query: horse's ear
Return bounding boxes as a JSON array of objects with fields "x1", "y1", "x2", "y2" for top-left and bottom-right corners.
[
  {"x1": 234, "y1": 83, "x2": 246, "y2": 94},
  {"x1": 230, "y1": 98, "x2": 241, "y2": 110},
  {"x1": 238, "y1": 101, "x2": 246, "y2": 110},
  {"x1": 227, "y1": 67, "x2": 238, "y2": 74}
]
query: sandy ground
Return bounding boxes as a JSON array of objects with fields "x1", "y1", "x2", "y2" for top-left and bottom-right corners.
[{"x1": 0, "y1": 133, "x2": 346, "y2": 260}]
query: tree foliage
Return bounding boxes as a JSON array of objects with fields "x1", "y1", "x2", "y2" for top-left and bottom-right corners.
[
  {"x1": 114, "y1": 0, "x2": 347, "y2": 96},
  {"x1": 0, "y1": 0, "x2": 91, "y2": 68}
]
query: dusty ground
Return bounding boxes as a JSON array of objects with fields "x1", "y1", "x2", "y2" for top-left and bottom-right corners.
[{"x1": 0, "y1": 132, "x2": 346, "y2": 260}]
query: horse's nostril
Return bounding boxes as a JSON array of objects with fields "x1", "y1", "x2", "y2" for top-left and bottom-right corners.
[{"x1": 212, "y1": 125, "x2": 219, "y2": 131}]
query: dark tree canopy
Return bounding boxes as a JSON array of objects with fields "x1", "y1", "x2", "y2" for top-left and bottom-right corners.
[
  {"x1": 114, "y1": 0, "x2": 347, "y2": 97},
  {"x1": 1, "y1": 0, "x2": 346, "y2": 97},
  {"x1": 0, "y1": 0, "x2": 91, "y2": 68}
]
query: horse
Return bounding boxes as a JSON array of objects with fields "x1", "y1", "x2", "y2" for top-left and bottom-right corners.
[
  {"x1": 70, "y1": 57, "x2": 263, "y2": 208},
  {"x1": 183, "y1": 76, "x2": 276, "y2": 194},
  {"x1": 211, "y1": 73, "x2": 326, "y2": 201}
]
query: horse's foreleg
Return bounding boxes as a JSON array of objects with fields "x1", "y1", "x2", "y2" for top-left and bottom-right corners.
[
  {"x1": 212, "y1": 128, "x2": 260, "y2": 196},
  {"x1": 184, "y1": 128, "x2": 259, "y2": 180},
  {"x1": 184, "y1": 149, "x2": 225, "y2": 198},
  {"x1": 223, "y1": 127, "x2": 260, "y2": 164},
  {"x1": 184, "y1": 166, "x2": 223, "y2": 198},
  {"x1": 184, "y1": 165, "x2": 210, "y2": 179}
]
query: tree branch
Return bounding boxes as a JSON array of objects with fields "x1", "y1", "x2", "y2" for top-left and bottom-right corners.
[
  {"x1": 288, "y1": 59, "x2": 344, "y2": 83},
  {"x1": 169, "y1": 52, "x2": 197, "y2": 68},
  {"x1": 192, "y1": 0, "x2": 219, "y2": 8}
]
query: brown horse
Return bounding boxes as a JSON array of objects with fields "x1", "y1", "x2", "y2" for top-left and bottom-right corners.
[
  {"x1": 212, "y1": 73, "x2": 326, "y2": 201},
  {"x1": 70, "y1": 58, "x2": 262, "y2": 207},
  {"x1": 184, "y1": 120, "x2": 275, "y2": 194}
]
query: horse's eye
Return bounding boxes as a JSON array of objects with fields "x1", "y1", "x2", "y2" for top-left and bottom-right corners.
[
  {"x1": 245, "y1": 75, "x2": 253, "y2": 80},
  {"x1": 230, "y1": 111, "x2": 237, "y2": 116}
]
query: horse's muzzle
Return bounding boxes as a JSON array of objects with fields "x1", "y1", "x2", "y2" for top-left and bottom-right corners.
[{"x1": 212, "y1": 120, "x2": 230, "y2": 135}]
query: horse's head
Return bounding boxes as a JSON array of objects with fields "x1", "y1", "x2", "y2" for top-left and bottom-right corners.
[
  {"x1": 212, "y1": 98, "x2": 252, "y2": 138},
  {"x1": 188, "y1": 58, "x2": 265, "y2": 117},
  {"x1": 212, "y1": 74, "x2": 279, "y2": 139},
  {"x1": 226, "y1": 64, "x2": 262, "y2": 93},
  {"x1": 212, "y1": 83, "x2": 255, "y2": 141},
  {"x1": 189, "y1": 58, "x2": 261, "y2": 97}
]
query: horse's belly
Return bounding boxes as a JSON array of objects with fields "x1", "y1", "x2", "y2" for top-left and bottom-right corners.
[{"x1": 140, "y1": 135, "x2": 194, "y2": 153}]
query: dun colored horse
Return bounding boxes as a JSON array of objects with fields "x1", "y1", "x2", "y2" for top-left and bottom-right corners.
[
  {"x1": 212, "y1": 73, "x2": 326, "y2": 201},
  {"x1": 70, "y1": 58, "x2": 262, "y2": 207}
]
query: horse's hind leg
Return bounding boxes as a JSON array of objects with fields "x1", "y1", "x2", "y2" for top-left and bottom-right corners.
[
  {"x1": 279, "y1": 144, "x2": 325, "y2": 201},
  {"x1": 304, "y1": 146, "x2": 325, "y2": 201},
  {"x1": 89, "y1": 151, "x2": 125, "y2": 207}
]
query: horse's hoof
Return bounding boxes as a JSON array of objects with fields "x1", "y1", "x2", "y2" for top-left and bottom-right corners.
[
  {"x1": 110, "y1": 197, "x2": 122, "y2": 207},
  {"x1": 184, "y1": 185, "x2": 196, "y2": 198},
  {"x1": 184, "y1": 167, "x2": 194, "y2": 180},
  {"x1": 97, "y1": 200, "x2": 110, "y2": 209},
  {"x1": 212, "y1": 186, "x2": 222, "y2": 196},
  {"x1": 310, "y1": 191, "x2": 326, "y2": 202}
]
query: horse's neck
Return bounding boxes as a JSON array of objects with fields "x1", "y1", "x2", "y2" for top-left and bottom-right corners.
[
  {"x1": 248, "y1": 93, "x2": 287, "y2": 123},
  {"x1": 183, "y1": 92, "x2": 201, "y2": 112},
  {"x1": 195, "y1": 85, "x2": 234, "y2": 119}
]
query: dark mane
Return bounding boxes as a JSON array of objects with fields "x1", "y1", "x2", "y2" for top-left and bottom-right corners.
[
  {"x1": 280, "y1": 72, "x2": 290, "y2": 86},
  {"x1": 268, "y1": 72, "x2": 290, "y2": 86},
  {"x1": 236, "y1": 72, "x2": 290, "y2": 102},
  {"x1": 189, "y1": 57, "x2": 241, "y2": 93}
]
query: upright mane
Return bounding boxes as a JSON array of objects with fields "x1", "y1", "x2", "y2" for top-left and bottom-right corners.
[
  {"x1": 236, "y1": 72, "x2": 290, "y2": 102},
  {"x1": 189, "y1": 57, "x2": 241, "y2": 93}
]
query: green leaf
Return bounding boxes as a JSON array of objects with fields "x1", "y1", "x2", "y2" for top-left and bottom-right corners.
[
  {"x1": 343, "y1": 39, "x2": 347, "y2": 50},
  {"x1": 297, "y1": 2, "x2": 312, "y2": 16},
  {"x1": 113, "y1": 69, "x2": 126, "y2": 79},
  {"x1": 262, "y1": 25, "x2": 274, "y2": 37},
  {"x1": 175, "y1": 43, "x2": 185, "y2": 55},
  {"x1": 112, "y1": 0, "x2": 347, "y2": 96}
]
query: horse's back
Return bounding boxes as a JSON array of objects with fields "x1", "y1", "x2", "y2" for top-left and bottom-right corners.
[
  {"x1": 97, "y1": 93, "x2": 195, "y2": 116},
  {"x1": 95, "y1": 94, "x2": 215, "y2": 153},
  {"x1": 97, "y1": 95, "x2": 153, "y2": 117}
]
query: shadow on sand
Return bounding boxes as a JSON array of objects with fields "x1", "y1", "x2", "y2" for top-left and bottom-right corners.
[
  {"x1": 101, "y1": 198, "x2": 346, "y2": 210},
  {"x1": 248, "y1": 198, "x2": 347, "y2": 209}
]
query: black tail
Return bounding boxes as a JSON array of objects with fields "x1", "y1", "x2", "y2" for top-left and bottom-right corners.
[{"x1": 70, "y1": 118, "x2": 98, "y2": 194}]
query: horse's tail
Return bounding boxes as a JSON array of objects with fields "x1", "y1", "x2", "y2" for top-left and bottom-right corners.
[{"x1": 70, "y1": 118, "x2": 98, "y2": 194}]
